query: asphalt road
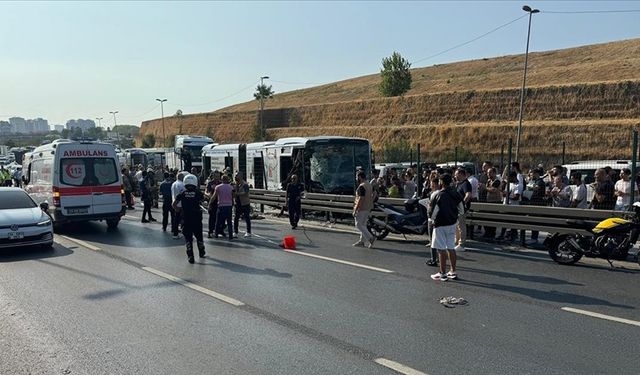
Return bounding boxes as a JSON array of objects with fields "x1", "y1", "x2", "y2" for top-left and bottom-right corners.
[{"x1": 1, "y1": 206, "x2": 638, "y2": 375}]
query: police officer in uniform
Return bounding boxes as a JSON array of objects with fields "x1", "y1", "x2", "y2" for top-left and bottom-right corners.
[{"x1": 172, "y1": 174, "x2": 206, "y2": 263}]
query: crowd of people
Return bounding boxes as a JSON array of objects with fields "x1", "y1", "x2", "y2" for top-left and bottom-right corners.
[
  {"x1": 363, "y1": 161, "x2": 640, "y2": 282},
  {"x1": 120, "y1": 164, "x2": 255, "y2": 264}
]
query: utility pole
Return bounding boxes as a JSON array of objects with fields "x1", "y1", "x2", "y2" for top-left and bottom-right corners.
[
  {"x1": 109, "y1": 111, "x2": 119, "y2": 148},
  {"x1": 515, "y1": 5, "x2": 540, "y2": 162},
  {"x1": 156, "y1": 98, "x2": 167, "y2": 147},
  {"x1": 259, "y1": 76, "x2": 269, "y2": 140}
]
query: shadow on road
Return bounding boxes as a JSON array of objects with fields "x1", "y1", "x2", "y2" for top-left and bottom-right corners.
[
  {"x1": 456, "y1": 278, "x2": 633, "y2": 309},
  {"x1": 35, "y1": 258, "x2": 177, "y2": 301},
  {"x1": 0, "y1": 243, "x2": 72, "y2": 263},
  {"x1": 461, "y1": 267, "x2": 584, "y2": 286},
  {"x1": 201, "y1": 256, "x2": 292, "y2": 278}
]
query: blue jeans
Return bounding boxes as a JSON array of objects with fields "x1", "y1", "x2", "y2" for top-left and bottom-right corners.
[{"x1": 216, "y1": 206, "x2": 233, "y2": 239}]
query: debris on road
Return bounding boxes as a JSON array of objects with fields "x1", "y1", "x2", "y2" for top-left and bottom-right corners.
[{"x1": 439, "y1": 297, "x2": 468, "y2": 308}]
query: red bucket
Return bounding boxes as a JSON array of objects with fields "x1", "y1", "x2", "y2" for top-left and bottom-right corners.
[{"x1": 282, "y1": 235, "x2": 296, "y2": 250}]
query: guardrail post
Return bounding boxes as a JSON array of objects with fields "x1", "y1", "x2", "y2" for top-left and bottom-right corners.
[
  {"x1": 260, "y1": 203, "x2": 264, "y2": 213},
  {"x1": 631, "y1": 130, "x2": 638, "y2": 208}
]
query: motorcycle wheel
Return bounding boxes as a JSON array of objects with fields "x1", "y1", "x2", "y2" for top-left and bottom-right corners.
[
  {"x1": 366, "y1": 220, "x2": 389, "y2": 240},
  {"x1": 548, "y1": 235, "x2": 583, "y2": 265}
]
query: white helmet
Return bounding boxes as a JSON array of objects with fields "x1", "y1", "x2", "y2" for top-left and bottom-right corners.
[{"x1": 183, "y1": 174, "x2": 198, "y2": 187}]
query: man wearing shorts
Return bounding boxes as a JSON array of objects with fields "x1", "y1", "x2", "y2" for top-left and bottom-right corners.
[{"x1": 429, "y1": 173, "x2": 464, "y2": 281}]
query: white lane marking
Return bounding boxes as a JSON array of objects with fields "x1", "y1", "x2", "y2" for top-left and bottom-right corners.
[
  {"x1": 142, "y1": 267, "x2": 245, "y2": 306},
  {"x1": 561, "y1": 307, "x2": 640, "y2": 327},
  {"x1": 250, "y1": 232, "x2": 281, "y2": 246},
  {"x1": 284, "y1": 249, "x2": 394, "y2": 274},
  {"x1": 57, "y1": 235, "x2": 101, "y2": 251},
  {"x1": 374, "y1": 358, "x2": 429, "y2": 375}
]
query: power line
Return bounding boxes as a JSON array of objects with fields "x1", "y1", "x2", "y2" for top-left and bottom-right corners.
[
  {"x1": 171, "y1": 81, "x2": 259, "y2": 108},
  {"x1": 411, "y1": 14, "x2": 528, "y2": 65},
  {"x1": 270, "y1": 79, "x2": 325, "y2": 86},
  {"x1": 119, "y1": 104, "x2": 160, "y2": 120},
  {"x1": 543, "y1": 9, "x2": 640, "y2": 14}
]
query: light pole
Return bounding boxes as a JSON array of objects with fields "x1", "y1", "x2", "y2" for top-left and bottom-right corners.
[
  {"x1": 96, "y1": 117, "x2": 103, "y2": 128},
  {"x1": 110, "y1": 111, "x2": 119, "y2": 147},
  {"x1": 259, "y1": 75, "x2": 269, "y2": 139},
  {"x1": 515, "y1": 4, "x2": 540, "y2": 162},
  {"x1": 156, "y1": 98, "x2": 167, "y2": 148}
]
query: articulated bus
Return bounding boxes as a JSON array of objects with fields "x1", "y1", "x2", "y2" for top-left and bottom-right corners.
[
  {"x1": 123, "y1": 148, "x2": 148, "y2": 170},
  {"x1": 202, "y1": 136, "x2": 371, "y2": 194}
]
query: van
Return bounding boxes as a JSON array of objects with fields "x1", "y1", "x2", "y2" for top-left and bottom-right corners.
[
  {"x1": 23, "y1": 139, "x2": 125, "y2": 229},
  {"x1": 562, "y1": 160, "x2": 640, "y2": 204}
]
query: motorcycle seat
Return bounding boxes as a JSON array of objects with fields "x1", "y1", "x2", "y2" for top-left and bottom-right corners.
[{"x1": 566, "y1": 219, "x2": 596, "y2": 230}]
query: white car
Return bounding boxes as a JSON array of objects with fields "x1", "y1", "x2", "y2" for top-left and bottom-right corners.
[{"x1": 0, "y1": 187, "x2": 54, "y2": 249}]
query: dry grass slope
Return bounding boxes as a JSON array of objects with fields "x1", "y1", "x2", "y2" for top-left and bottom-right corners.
[{"x1": 139, "y1": 39, "x2": 640, "y2": 166}]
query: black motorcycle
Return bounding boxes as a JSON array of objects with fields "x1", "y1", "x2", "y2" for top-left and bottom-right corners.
[
  {"x1": 366, "y1": 198, "x2": 429, "y2": 240},
  {"x1": 544, "y1": 202, "x2": 640, "y2": 266}
]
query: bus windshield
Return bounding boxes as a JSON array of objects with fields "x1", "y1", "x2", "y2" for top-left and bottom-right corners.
[
  {"x1": 183, "y1": 145, "x2": 204, "y2": 162},
  {"x1": 304, "y1": 139, "x2": 370, "y2": 194}
]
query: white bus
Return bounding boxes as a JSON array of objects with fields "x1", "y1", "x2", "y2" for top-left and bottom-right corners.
[
  {"x1": 142, "y1": 148, "x2": 167, "y2": 169},
  {"x1": 201, "y1": 142, "x2": 274, "y2": 189},
  {"x1": 166, "y1": 135, "x2": 214, "y2": 173},
  {"x1": 202, "y1": 136, "x2": 371, "y2": 194},
  {"x1": 22, "y1": 139, "x2": 125, "y2": 229},
  {"x1": 123, "y1": 148, "x2": 148, "y2": 170}
]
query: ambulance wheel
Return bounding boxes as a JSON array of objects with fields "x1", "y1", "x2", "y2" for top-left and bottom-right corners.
[{"x1": 107, "y1": 219, "x2": 120, "y2": 229}]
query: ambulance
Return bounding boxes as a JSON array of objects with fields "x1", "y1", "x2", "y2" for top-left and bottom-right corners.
[{"x1": 22, "y1": 139, "x2": 125, "y2": 229}]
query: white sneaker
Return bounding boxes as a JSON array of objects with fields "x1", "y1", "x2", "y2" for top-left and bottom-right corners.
[
  {"x1": 454, "y1": 244, "x2": 465, "y2": 252},
  {"x1": 430, "y1": 272, "x2": 448, "y2": 281},
  {"x1": 367, "y1": 238, "x2": 376, "y2": 249},
  {"x1": 244, "y1": 233, "x2": 252, "y2": 238},
  {"x1": 233, "y1": 233, "x2": 238, "y2": 238},
  {"x1": 352, "y1": 241, "x2": 365, "y2": 247}
]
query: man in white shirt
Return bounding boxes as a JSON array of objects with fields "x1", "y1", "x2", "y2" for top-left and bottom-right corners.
[
  {"x1": 570, "y1": 172, "x2": 588, "y2": 209},
  {"x1": 170, "y1": 172, "x2": 186, "y2": 239},
  {"x1": 614, "y1": 168, "x2": 638, "y2": 211}
]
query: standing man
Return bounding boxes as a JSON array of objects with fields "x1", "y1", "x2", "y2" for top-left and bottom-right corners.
[
  {"x1": 139, "y1": 170, "x2": 156, "y2": 223},
  {"x1": 353, "y1": 170, "x2": 376, "y2": 248},
  {"x1": 454, "y1": 168, "x2": 472, "y2": 252},
  {"x1": 121, "y1": 168, "x2": 134, "y2": 209},
  {"x1": 285, "y1": 174, "x2": 304, "y2": 229},
  {"x1": 212, "y1": 175, "x2": 234, "y2": 240},
  {"x1": 0, "y1": 165, "x2": 11, "y2": 187},
  {"x1": 159, "y1": 172, "x2": 175, "y2": 232},
  {"x1": 429, "y1": 173, "x2": 464, "y2": 282},
  {"x1": 172, "y1": 174, "x2": 205, "y2": 264},
  {"x1": 590, "y1": 168, "x2": 615, "y2": 210},
  {"x1": 206, "y1": 171, "x2": 222, "y2": 238},
  {"x1": 171, "y1": 172, "x2": 186, "y2": 239},
  {"x1": 570, "y1": 172, "x2": 588, "y2": 209},
  {"x1": 527, "y1": 168, "x2": 547, "y2": 245},
  {"x1": 233, "y1": 173, "x2": 252, "y2": 238}
]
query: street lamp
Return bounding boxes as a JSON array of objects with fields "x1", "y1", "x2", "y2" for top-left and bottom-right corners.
[
  {"x1": 156, "y1": 98, "x2": 167, "y2": 148},
  {"x1": 109, "y1": 111, "x2": 119, "y2": 147},
  {"x1": 96, "y1": 117, "x2": 103, "y2": 128},
  {"x1": 259, "y1": 75, "x2": 269, "y2": 139},
  {"x1": 515, "y1": 4, "x2": 540, "y2": 162}
]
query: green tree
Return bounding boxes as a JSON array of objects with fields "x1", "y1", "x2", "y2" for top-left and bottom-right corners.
[
  {"x1": 381, "y1": 139, "x2": 412, "y2": 163},
  {"x1": 379, "y1": 51, "x2": 412, "y2": 97},
  {"x1": 253, "y1": 84, "x2": 275, "y2": 141},
  {"x1": 141, "y1": 134, "x2": 156, "y2": 148}
]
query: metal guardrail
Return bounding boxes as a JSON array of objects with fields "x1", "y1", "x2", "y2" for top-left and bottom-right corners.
[
  {"x1": 250, "y1": 189, "x2": 407, "y2": 217},
  {"x1": 466, "y1": 202, "x2": 624, "y2": 236},
  {"x1": 250, "y1": 189, "x2": 624, "y2": 236}
]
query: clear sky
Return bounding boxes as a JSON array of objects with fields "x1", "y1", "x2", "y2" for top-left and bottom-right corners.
[{"x1": 0, "y1": 1, "x2": 638, "y2": 127}]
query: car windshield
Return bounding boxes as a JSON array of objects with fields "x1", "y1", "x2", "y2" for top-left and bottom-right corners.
[{"x1": 0, "y1": 190, "x2": 37, "y2": 209}]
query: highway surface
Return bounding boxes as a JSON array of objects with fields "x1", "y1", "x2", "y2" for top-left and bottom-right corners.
[{"x1": 1, "y1": 207, "x2": 639, "y2": 375}]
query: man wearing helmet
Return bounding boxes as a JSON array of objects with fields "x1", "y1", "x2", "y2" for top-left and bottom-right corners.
[{"x1": 172, "y1": 174, "x2": 206, "y2": 263}]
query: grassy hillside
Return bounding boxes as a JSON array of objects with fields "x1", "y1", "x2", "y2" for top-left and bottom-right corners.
[
  {"x1": 217, "y1": 38, "x2": 640, "y2": 112},
  {"x1": 139, "y1": 38, "x2": 640, "y2": 166}
]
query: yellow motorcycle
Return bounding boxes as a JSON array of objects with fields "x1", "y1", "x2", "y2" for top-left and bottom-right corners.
[{"x1": 544, "y1": 202, "x2": 640, "y2": 266}]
